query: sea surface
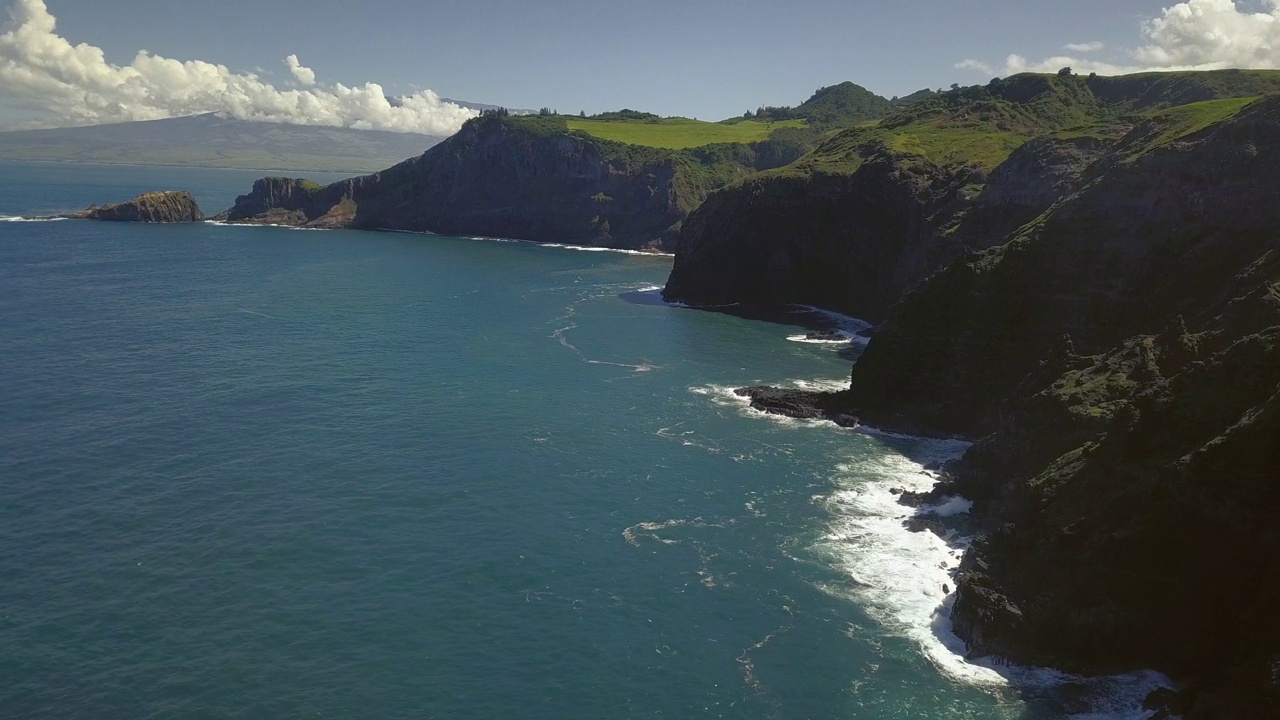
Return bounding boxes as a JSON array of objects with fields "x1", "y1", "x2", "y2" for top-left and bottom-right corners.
[{"x1": 0, "y1": 160, "x2": 1168, "y2": 719}]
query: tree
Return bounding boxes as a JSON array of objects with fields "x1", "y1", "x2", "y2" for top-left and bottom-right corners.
[
  {"x1": 579, "y1": 110, "x2": 586, "y2": 117},
  {"x1": 539, "y1": 107, "x2": 553, "y2": 116},
  {"x1": 1058, "y1": 66, "x2": 1073, "y2": 77}
]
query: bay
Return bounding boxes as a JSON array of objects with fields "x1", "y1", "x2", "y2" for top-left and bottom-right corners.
[{"x1": 0, "y1": 160, "x2": 1158, "y2": 719}]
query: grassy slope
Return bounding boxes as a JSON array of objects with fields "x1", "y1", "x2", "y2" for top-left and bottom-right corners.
[
  {"x1": 770, "y1": 71, "x2": 1280, "y2": 177},
  {"x1": 1125, "y1": 96, "x2": 1259, "y2": 157},
  {"x1": 564, "y1": 117, "x2": 806, "y2": 149}
]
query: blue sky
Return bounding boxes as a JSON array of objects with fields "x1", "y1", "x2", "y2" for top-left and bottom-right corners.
[{"x1": 3, "y1": 0, "x2": 1279, "y2": 132}]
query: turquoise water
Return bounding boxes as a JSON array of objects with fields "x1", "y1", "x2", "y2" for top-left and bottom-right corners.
[{"x1": 0, "y1": 161, "x2": 1160, "y2": 718}]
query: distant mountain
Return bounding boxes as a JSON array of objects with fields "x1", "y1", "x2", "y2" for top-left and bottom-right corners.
[{"x1": 0, "y1": 114, "x2": 446, "y2": 173}]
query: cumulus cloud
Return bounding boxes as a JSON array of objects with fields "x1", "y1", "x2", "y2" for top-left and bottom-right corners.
[
  {"x1": 284, "y1": 54, "x2": 316, "y2": 87},
  {"x1": 957, "y1": 0, "x2": 1280, "y2": 77},
  {"x1": 0, "y1": 0, "x2": 477, "y2": 134}
]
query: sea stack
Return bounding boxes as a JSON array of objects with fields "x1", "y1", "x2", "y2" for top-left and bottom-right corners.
[{"x1": 70, "y1": 191, "x2": 205, "y2": 223}]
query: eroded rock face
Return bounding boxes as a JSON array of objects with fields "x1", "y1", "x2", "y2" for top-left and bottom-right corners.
[
  {"x1": 661, "y1": 135, "x2": 1108, "y2": 323},
  {"x1": 846, "y1": 97, "x2": 1280, "y2": 438},
  {"x1": 71, "y1": 191, "x2": 204, "y2": 223}
]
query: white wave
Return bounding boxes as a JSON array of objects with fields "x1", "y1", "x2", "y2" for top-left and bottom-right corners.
[
  {"x1": 0, "y1": 215, "x2": 66, "y2": 222},
  {"x1": 553, "y1": 323, "x2": 657, "y2": 372},
  {"x1": 925, "y1": 496, "x2": 974, "y2": 517},
  {"x1": 814, "y1": 449, "x2": 1008, "y2": 685},
  {"x1": 537, "y1": 241, "x2": 673, "y2": 257},
  {"x1": 786, "y1": 330, "x2": 872, "y2": 347},
  {"x1": 793, "y1": 304, "x2": 872, "y2": 332},
  {"x1": 206, "y1": 223, "x2": 673, "y2": 253},
  {"x1": 695, "y1": 374, "x2": 1175, "y2": 714},
  {"x1": 782, "y1": 377, "x2": 850, "y2": 393},
  {"x1": 813, "y1": 442, "x2": 1176, "y2": 716},
  {"x1": 689, "y1": 380, "x2": 858, "y2": 434},
  {"x1": 207, "y1": 219, "x2": 332, "y2": 229}
]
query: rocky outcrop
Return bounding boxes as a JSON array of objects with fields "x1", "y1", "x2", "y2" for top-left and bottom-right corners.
[
  {"x1": 734, "y1": 386, "x2": 860, "y2": 427},
  {"x1": 216, "y1": 115, "x2": 766, "y2": 251},
  {"x1": 69, "y1": 191, "x2": 204, "y2": 222}
]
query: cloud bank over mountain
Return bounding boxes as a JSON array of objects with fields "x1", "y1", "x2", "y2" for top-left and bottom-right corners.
[
  {"x1": 958, "y1": 0, "x2": 1280, "y2": 77},
  {"x1": 0, "y1": 0, "x2": 476, "y2": 134}
]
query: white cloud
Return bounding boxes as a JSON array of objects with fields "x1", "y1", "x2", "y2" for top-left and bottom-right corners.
[
  {"x1": 0, "y1": 0, "x2": 477, "y2": 134},
  {"x1": 954, "y1": 58, "x2": 994, "y2": 75},
  {"x1": 957, "y1": 0, "x2": 1280, "y2": 77},
  {"x1": 1063, "y1": 41, "x2": 1105, "y2": 53},
  {"x1": 1134, "y1": 0, "x2": 1280, "y2": 68},
  {"x1": 284, "y1": 54, "x2": 316, "y2": 87}
]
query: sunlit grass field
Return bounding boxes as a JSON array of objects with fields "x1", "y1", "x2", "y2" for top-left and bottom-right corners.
[{"x1": 565, "y1": 117, "x2": 806, "y2": 149}]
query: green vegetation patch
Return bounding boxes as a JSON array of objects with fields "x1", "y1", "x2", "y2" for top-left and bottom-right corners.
[
  {"x1": 1125, "y1": 96, "x2": 1259, "y2": 159},
  {"x1": 564, "y1": 117, "x2": 806, "y2": 150}
]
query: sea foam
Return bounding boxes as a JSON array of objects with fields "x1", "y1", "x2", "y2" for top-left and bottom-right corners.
[
  {"x1": 692, "y1": 379, "x2": 1178, "y2": 716},
  {"x1": 0, "y1": 215, "x2": 67, "y2": 222}
]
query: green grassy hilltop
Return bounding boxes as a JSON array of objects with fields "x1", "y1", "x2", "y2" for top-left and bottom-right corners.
[{"x1": 564, "y1": 117, "x2": 806, "y2": 149}]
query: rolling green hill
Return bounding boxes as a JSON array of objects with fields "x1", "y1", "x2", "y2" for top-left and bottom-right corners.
[
  {"x1": 770, "y1": 69, "x2": 1280, "y2": 176},
  {"x1": 563, "y1": 117, "x2": 806, "y2": 149}
]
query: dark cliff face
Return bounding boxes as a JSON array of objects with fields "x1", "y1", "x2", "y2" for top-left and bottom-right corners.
[
  {"x1": 846, "y1": 96, "x2": 1280, "y2": 438},
  {"x1": 71, "y1": 191, "x2": 204, "y2": 223},
  {"x1": 342, "y1": 119, "x2": 689, "y2": 247},
  {"x1": 219, "y1": 116, "x2": 750, "y2": 250},
  {"x1": 829, "y1": 96, "x2": 1280, "y2": 715},
  {"x1": 663, "y1": 135, "x2": 1106, "y2": 323}
]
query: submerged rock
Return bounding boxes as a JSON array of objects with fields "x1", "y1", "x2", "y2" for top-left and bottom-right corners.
[
  {"x1": 69, "y1": 191, "x2": 204, "y2": 223},
  {"x1": 804, "y1": 330, "x2": 850, "y2": 342}
]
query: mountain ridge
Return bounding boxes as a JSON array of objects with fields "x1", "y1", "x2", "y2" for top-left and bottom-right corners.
[{"x1": 0, "y1": 114, "x2": 445, "y2": 173}]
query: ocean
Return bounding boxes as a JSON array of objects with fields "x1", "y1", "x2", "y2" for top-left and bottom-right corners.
[{"x1": 0, "y1": 160, "x2": 1168, "y2": 719}]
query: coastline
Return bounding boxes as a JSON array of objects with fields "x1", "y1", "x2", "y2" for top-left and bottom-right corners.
[
  {"x1": 693, "y1": 377, "x2": 1178, "y2": 717},
  {"x1": 206, "y1": 219, "x2": 676, "y2": 257}
]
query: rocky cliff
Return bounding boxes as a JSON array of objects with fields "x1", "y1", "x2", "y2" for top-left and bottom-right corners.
[
  {"x1": 663, "y1": 133, "x2": 1107, "y2": 322},
  {"x1": 885, "y1": 95, "x2": 1280, "y2": 719},
  {"x1": 216, "y1": 115, "x2": 771, "y2": 250},
  {"x1": 69, "y1": 191, "x2": 204, "y2": 223},
  {"x1": 669, "y1": 72, "x2": 1280, "y2": 717},
  {"x1": 661, "y1": 73, "x2": 1144, "y2": 320}
]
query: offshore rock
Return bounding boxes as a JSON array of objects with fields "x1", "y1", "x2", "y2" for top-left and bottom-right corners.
[{"x1": 69, "y1": 191, "x2": 204, "y2": 223}]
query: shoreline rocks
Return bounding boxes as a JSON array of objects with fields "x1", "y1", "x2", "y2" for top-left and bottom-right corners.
[{"x1": 732, "y1": 385, "x2": 859, "y2": 428}]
